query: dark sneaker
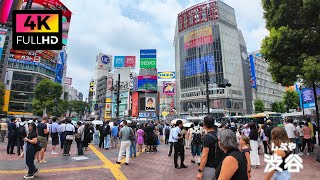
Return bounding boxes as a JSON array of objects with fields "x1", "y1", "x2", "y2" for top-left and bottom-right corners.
[
  {"x1": 125, "y1": 163, "x2": 128, "y2": 165},
  {"x1": 33, "y1": 169, "x2": 39, "y2": 176},
  {"x1": 116, "y1": 161, "x2": 121, "y2": 164},
  {"x1": 23, "y1": 174, "x2": 34, "y2": 179}
]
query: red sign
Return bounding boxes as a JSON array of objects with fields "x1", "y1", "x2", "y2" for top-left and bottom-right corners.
[
  {"x1": 125, "y1": 56, "x2": 136, "y2": 67},
  {"x1": 132, "y1": 92, "x2": 139, "y2": 117},
  {"x1": 178, "y1": 1, "x2": 218, "y2": 32},
  {"x1": 107, "y1": 76, "x2": 113, "y2": 90},
  {"x1": 9, "y1": 53, "x2": 40, "y2": 62},
  {"x1": 184, "y1": 35, "x2": 213, "y2": 50}
]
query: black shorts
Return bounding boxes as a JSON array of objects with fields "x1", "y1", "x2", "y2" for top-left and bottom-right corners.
[
  {"x1": 51, "y1": 132, "x2": 59, "y2": 145},
  {"x1": 146, "y1": 137, "x2": 153, "y2": 146}
]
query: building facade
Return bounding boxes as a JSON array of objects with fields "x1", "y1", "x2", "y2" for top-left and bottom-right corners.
[
  {"x1": 174, "y1": 0, "x2": 247, "y2": 117},
  {"x1": 249, "y1": 51, "x2": 286, "y2": 110}
]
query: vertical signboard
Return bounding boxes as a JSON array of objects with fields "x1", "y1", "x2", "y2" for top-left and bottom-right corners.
[
  {"x1": 0, "y1": 28, "x2": 7, "y2": 58},
  {"x1": 105, "y1": 97, "x2": 112, "y2": 120},
  {"x1": 132, "y1": 92, "x2": 139, "y2": 117},
  {"x1": 55, "y1": 51, "x2": 65, "y2": 84},
  {"x1": 145, "y1": 97, "x2": 156, "y2": 111},
  {"x1": 163, "y1": 82, "x2": 175, "y2": 96},
  {"x1": 140, "y1": 49, "x2": 156, "y2": 69},
  {"x1": 249, "y1": 54, "x2": 257, "y2": 89},
  {"x1": 107, "y1": 76, "x2": 113, "y2": 90}
]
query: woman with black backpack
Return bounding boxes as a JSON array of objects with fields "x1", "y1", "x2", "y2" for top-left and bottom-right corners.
[{"x1": 23, "y1": 122, "x2": 39, "y2": 179}]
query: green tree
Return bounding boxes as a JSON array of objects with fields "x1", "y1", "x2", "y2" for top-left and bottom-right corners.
[
  {"x1": 254, "y1": 99, "x2": 265, "y2": 113},
  {"x1": 0, "y1": 82, "x2": 5, "y2": 112},
  {"x1": 71, "y1": 100, "x2": 87, "y2": 117},
  {"x1": 32, "y1": 79, "x2": 63, "y2": 116},
  {"x1": 283, "y1": 90, "x2": 300, "y2": 113},
  {"x1": 271, "y1": 101, "x2": 285, "y2": 113}
]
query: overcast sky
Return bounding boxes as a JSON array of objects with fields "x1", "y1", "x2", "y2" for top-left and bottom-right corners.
[{"x1": 61, "y1": 0, "x2": 268, "y2": 99}]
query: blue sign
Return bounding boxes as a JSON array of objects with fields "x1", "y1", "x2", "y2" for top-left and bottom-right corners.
[
  {"x1": 140, "y1": 49, "x2": 156, "y2": 59},
  {"x1": 101, "y1": 55, "x2": 110, "y2": 64},
  {"x1": 184, "y1": 56, "x2": 215, "y2": 77},
  {"x1": 114, "y1": 56, "x2": 125, "y2": 68},
  {"x1": 249, "y1": 54, "x2": 257, "y2": 89},
  {"x1": 55, "y1": 52, "x2": 66, "y2": 83},
  {"x1": 8, "y1": 58, "x2": 56, "y2": 72},
  {"x1": 139, "y1": 112, "x2": 156, "y2": 118}
]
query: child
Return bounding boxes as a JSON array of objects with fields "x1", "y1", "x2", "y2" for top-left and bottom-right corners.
[{"x1": 239, "y1": 135, "x2": 251, "y2": 180}]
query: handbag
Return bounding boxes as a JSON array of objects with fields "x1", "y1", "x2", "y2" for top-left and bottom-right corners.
[{"x1": 66, "y1": 135, "x2": 74, "y2": 140}]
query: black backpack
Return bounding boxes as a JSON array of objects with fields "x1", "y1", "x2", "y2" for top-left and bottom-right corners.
[
  {"x1": 18, "y1": 124, "x2": 27, "y2": 138},
  {"x1": 129, "y1": 128, "x2": 136, "y2": 142},
  {"x1": 103, "y1": 125, "x2": 110, "y2": 137},
  {"x1": 165, "y1": 127, "x2": 170, "y2": 135},
  {"x1": 192, "y1": 127, "x2": 202, "y2": 144}
]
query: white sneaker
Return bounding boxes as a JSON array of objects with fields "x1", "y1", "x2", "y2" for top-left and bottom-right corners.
[
  {"x1": 307, "y1": 153, "x2": 310, "y2": 155},
  {"x1": 52, "y1": 152, "x2": 58, "y2": 155},
  {"x1": 299, "y1": 153, "x2": 303, "y2": 156}
]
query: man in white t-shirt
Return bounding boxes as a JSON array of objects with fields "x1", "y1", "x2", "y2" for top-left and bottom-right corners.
[{"x1": 284, "y1": 119, "x2": 297, "y2": 153}]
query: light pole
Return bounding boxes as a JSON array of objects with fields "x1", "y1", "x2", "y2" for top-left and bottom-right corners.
[{"x1": 299, "y1": 86, "x2": 305, "y2": 118}]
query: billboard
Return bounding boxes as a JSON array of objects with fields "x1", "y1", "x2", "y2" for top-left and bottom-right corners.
[
  {"x1": 55, "y1": 51, "x2": 65, "y2": 83},
  {"x1": 163, "y1": 82, "x2": 175, "y2": 96},
  {"x1": 114, "y1": 56, "x2": 136, "y2": 68},
  {"x1": 22, "y1": 0, "x2": 72, "y2": 45},
  {"x1": 137, "y1": 75, "x2": 157, "y2": 92},
  {"x1": 0, "y1": 0, "x2": 13, "y2": 24},
  {"x1": 140, "y1": 49, "x2": 156, "y2": 69},
  {"x1": 107, "y1": 76, "x2": 113, "y2": 90},
  {"x1": 184, "y1": 55, "x2": 215, "y2": 77},
  {"x1": 178, "y1": 1, "x2": 218, "y2": 32},
  {"x1": 145, "y1": 97, "x2": 156, "y2": 111},
  {"x1": 300, "y1": 87, "x2": 320, "y2": 108},
  {"x1": 65, "y1": 77, "x2": 72, "y2": 85},
  {"x1": 97, "y1": 53, "x2": 112, "y2": 71},
  {"x1": 0, "y1": 28, "x2": 7, "y2": 58},
  {"x1": 89, "y1": 80, "x2": 94, "y2": 92},
  {"x1": 8, "y1": 58, "x2": 55, "y2": 71},
  {"x1": 132, "y1": 92, "x2": 139, "y2": 117},
  {"x1": 249, "y1": 54, "x2": 257, "y2": 89},
  {"x1": 158, "y1": 71, "x2": 175, "y2": 79},
  {"x1": 184, "y1": 27, "x2": 213, "y2": 50}
]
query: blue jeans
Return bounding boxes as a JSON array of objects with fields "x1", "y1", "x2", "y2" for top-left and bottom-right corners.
[
  {"x1": 192, "y1": 143, "x2": 202, "y2": 156},
  {"x1": 274, "y1": 170, "x2": 291, "y2": 180},
  {"x1": 93, "y1": 132, "x2": 99, "y2": 145},
  {"x1": 104, "y1": 135, "x2": 110, "y2": 149},
  {"x1": 130, "y1": 141, "x2": 136, "y2": 158}
]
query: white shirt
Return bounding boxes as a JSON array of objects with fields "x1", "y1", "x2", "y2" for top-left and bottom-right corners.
[
  {"x1": 296, "y1": 126, "x2": 304, "y2": 137},
  {"x1": 59, "y1": 124, "x2": 66, "y2": 133},
  {"x1": 169, "y1": 127, "x2": 181, "y2": 143},
  {"x1": 284, "y1": 123, "x2": 296, "y2": 138},
  {"x1": 65, "y1": 123, "x2": 75, "y2": 132}
]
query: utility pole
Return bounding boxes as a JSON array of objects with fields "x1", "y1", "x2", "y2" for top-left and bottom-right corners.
[
  {"x1": 312, "y1": 82, "x2": 320, "y2": 145},
  {"x1": 116, "y1": 74, "x2": 120, "y2": 119},
  {"x1": 205, "y1": 62, "x2": 210, "y2": 115}
]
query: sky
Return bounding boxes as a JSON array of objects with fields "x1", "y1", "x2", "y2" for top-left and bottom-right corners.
[{"x1": 60, "y1": 0, "x2": 269, "y2": 99}]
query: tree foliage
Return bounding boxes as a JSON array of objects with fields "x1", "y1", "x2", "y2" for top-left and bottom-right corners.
[
  {"x1": 261, "y1": 0, "x2": 320, "y2": 86},
  {"x1": 271, "y1": 101, "x2": 285, "y2": 113},
  {"x1": 254, "y1": 99, "x2": 265, "y2": 113},
  {"x1": 0, "y1": 82, "x2": 5, "y2": 112},
  {"x1": 33, "y1": 79, "x2": 63, "y2": 116},
  {"x1": 70, "y1": 100, "x2": 88, "y2": 117},
  {"x1": 283, "y1": 90, "x2": 300, "y2": 113}
]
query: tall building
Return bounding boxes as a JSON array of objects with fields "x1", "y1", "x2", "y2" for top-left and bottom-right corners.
[
  {"x1": 174, "y1": 0, "x2": 248, "y2": 117},
  {"x1": 249, "y1": 51, "x2": 286, "y2": 110},
  {"x1": 64, "y1": 84, "x2": 83, "y2": 102}
]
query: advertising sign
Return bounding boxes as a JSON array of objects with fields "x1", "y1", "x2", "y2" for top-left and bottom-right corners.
[
  {"x1": 107, "y1": 76, "x2": 113, "y2": 90},
  {"x1": 249, "y1": 54, "x2": 257, "y2": 89},
  {"x1": 65, "y1": 77, "x2": 72, "y2": 85},
  {"x1": 132, "y1": 92, "x2": 139, "y2": 117},
  {"x1": 0, "y1": 28, "x2": 8, "y2": 58},
  {"x1": 184, "y1": 35, "x2": 213, "y2": 50},
  {"x1": 137, "y1": 75, "x2": 157, "y2": 92},
  {"x1": 8, "y1": 58, "x2": 55, "y2": 71},
  {"x1": 145, "y1": 97, "x2": 156, "y2": 111},
  {"x1": 184, "y1": 55, "x2": 215, "y2": 77},
  {"x1": 22, "y1": 0, "x2": 72, "y2": 45},
  {"x1": 163, "y1": 82, "x2": 175, "y2": 96},
  {"x1": 140, "y1": 49, "x2": 156, "y2": 69},
  {"x1": 184, "y1": 27, "x2": 213, "y2": 50},
  {"x1": 125, "y1": 56, "x2": 136, "y2": 67},
  {"x1": 114, "y1": 56, "x2": 136, "y2": 68},
  {"x1": 301, "y1": 88, "x2": 320, "y2": 108},
  {"x1": 114, "y1": 56, "x2": 125, "y2": 68},
  {"x1": 55, "y1": 51, "x2": 65, "y2": 83},
  {"x1": 89, "y1": 80, "x2": 94, "y2": 92},
  {"x1": 178, "y1": 1, "x2": 218, "y2": 32},
  {"x1": 97, "y1": 53, "x2": 112, "y2": 70},
  {"x1": 158, "y1": 71, "x2": 176, "y2": 79},
  {"x1": 0, "y1": 0, "x2": 13, "y2": 24}
]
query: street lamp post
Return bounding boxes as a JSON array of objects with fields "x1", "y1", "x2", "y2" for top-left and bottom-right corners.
[{"x1": 299, "y1": 86, "x2": 305, "y2": 118}]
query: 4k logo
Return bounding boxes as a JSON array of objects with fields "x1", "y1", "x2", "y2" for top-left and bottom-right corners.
[{"x1": 12, "y1": 10, "x2": 62, "y2": 50}]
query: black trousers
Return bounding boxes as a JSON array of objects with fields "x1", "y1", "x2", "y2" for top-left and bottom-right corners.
[
  {"x1": 17, "y1": 137, "x2": 24, "y2": 155},
  {"x1": 26, "y1": 144, "x2": 37, "y2": 175},
  {"x1": 7, "y1": 136, "x2": 15, "y2": 154},
  {"x1": 263, "y1": 141, "x2": 270, "y2": 154},
  {"x1": 165, "y1": 134, "x2": 169, "y2": 144},
  {"x1": 301, "y1": 138, "x2": 312, "y2": 153},
  {"x1": 174, "y1": 142, "x2": 185, "y2": 166},
  {"x1": 99, "y1": 135, "x2": 104, "y2": 148},
  {"x1": 60, "y1": 132, "x2": 65, "y2": 149},
  {"x1": 63, "y1": 140, "x2": 72, "y2": 155},
  {"x1": 168, "y1": 142, "x2": 173, "y2": 156},
  {"x1": 77, "y1": 141, "x2": 84, "y2": 155}
]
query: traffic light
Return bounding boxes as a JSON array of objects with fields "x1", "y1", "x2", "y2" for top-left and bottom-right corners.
[{"x1": 130, "y1": 73, "x2": 133, "y2": 79}]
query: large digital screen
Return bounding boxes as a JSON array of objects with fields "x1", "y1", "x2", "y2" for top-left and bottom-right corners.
[
  {"x1": 0, "y1": 0, "x2": 13, "y2": 24},
  {"x1": 184, "y1": 55, "x2": 215, "y2": 77},
  {"x1": 0, "y1": 28, "x2": 7, "y2": 59},
  {"x1": 184, "y1": 27, "x2": 213, "y2": 50},
  {"x1": 163, "y1": 82, "x2": 175, "y2": 96},
  {"x1": 137, "y1": 75, "x2": 157, "y2": 92},
  {"x1": 22, "y1": 0, "x2": 72, "y2": 45}
]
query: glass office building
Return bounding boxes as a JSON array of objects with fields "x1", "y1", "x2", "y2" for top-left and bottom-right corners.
[{"x1": 174, "y1": 0, "x2": 248, "y2": 116}]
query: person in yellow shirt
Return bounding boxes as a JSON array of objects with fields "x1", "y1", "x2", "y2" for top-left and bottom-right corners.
[{"x1": 306, "y1": 118, "x2": 314, "y2": 152}]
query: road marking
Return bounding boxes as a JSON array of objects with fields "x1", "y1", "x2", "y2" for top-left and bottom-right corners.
[
  {"x1": 88, "y1": 144, "x2": 127, "y2": 180},
  {"x1": 71, "y1": 156, "x2": 89, "y2": 161},
  {"x1": 0, "y1": 165, "x2": 104, "y2": 174}
]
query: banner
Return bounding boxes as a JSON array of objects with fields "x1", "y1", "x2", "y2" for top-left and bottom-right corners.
[
  {"x1": 114, "y1": 56, "x2": 136, "y2": 68},
  {"x1": 22, "y1": 0, "x2": 72, "y2": 45},
  {"x1": 140, "y1": 49, "x2": 156, "y2": 69},
  {"x1": 158, "y1": 71, "x2": 175, "y2": 79},
  {"x1": 249, "y1": 54, "x2": 257, "y2": 89},
  {"x1": 125, "y1": 56, "x2": 136, "y2": 67},
  {"x1": 137, "y1": 75, "x2": 157, "y2": 92},
  {"x1": 114, "y1": 56, "x2": 125, "y2": 68},
  {"x1": 163, "y1": 82, "x2": 175, "y2": 96},
  {"x1": 145, "y1": 97, "x2": 156, "y2": 111},
  {"x1": 0, "y1": 28, "x2": 7, "y2": 58},
  {"x1": 184, "y1": 56, "x2": 215, "y2": 77},
  {"x1": 132, "y1": 92, "x2": 138, "y2": 117},
  {"x1": 55, "y1": 51, "x2": 65, "y2": 83},
  {"x1": 107, "y1": 76, "x2": 113, "y2": 90}
]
